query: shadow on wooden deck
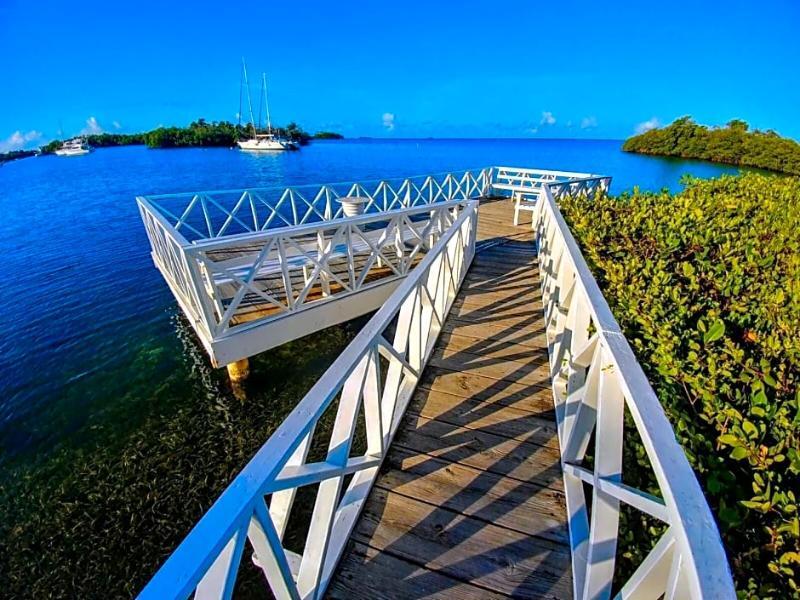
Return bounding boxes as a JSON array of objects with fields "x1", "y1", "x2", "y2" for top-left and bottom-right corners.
[{"x1": 328, "y1": 203, "x2": 572, "y2": 599}]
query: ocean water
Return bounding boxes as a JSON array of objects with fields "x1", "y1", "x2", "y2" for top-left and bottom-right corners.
[
  {"x1": 0, "y1": 139, "x2": 749, "y2": 596},
  {"x1": 0, "y1": 139, "x2": 742, "y2": 464}
]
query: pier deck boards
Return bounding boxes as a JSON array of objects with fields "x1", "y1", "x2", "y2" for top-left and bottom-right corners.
[
  {"x1": 214, "y1": 197, "x2": 532, "y2": 327},
  {"x1": 328, "y1": 199, "x2": 571, "y2": 599}
]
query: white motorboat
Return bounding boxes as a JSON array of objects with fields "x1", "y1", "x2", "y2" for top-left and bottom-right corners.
[{"x1": 55, "y1": 137, "x2": 92, "y2": 156}]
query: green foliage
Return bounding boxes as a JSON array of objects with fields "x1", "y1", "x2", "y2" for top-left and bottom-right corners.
[
  {"x1": 85, "y1": 132, "x2": 146, "y2": 147},
  {"x1": 623, "y1": 116, "x2": 800, "y2": 175},
  {"x1": 0, "y1": 149, "x2": 37, "y2": 163},
  {"x1": 37, "y1": 119, "x2": 324, "y2": 153},
  {"x1": 39, "y1": 139, "x2": 64, "y2": 154},
  {"x1": 144, "y1": 119, "x2": 242, "y2": 148},
  {"x1": 279, "y1": 121, "x2": 312, "y2": 145},
  {"x1": 313, "y1": 131, "x2": 345, "y2": 140},
  {"x1": 560, "y1": 173, "x2": 800, "y2": 597}
]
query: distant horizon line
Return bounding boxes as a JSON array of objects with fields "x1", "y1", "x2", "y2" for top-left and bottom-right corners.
[
  {"x1": 327, "y1": 136, "x2": 626, "y2": 142},
  {"x1": 63, "y1": 134, "x2": 627, "y2": 143}
]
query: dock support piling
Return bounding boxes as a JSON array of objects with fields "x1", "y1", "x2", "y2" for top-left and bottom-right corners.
[{"x1": 226, "y1": 358, "x2": 250, "y2": 383}]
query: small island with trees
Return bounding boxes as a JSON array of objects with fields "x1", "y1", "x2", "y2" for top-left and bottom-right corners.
[
  {"x1": 1, "y1": 120, "x2": 344, "y2": 163},
  {"x1": 0, "y1": 149, "x2": 38, "y2": 164},
  {"x1": 623, "y1": 116, "x2": 800, "y2": 175},
  {"x1": 312, "y1": 131, "x2": 344, "y2": 140}
]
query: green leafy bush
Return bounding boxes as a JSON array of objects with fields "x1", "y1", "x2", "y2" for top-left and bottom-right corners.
[
  {"x1": 623, "y1": 117, "x2": 800, "y2": 176},
  {"x1": 560, "y1": 173, "x2": 800, "y2": 597}
]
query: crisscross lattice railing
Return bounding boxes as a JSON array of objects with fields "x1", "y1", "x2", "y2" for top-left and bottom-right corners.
[
  {"x1": 137, "y1": 166, "x2": 734, "y2": 599},
  {"x1": 186, "y1": 199, "x2": 468, "y2": 339},
  {"x1": 141, "y1": 169, "x2": 491, "y2": 242},
  {"x1": 138, "y1": 199, "x2": 478, "y2": 600},
  {"x1": 534, "y1": 178, "x2": 735, "y2": 599},
  {"x1": 492, "y1": 165, "x2": 597, "y2": 195},
  {"x1": 137, "y1": 169, "x2": 492, "y2": 365},
  {"x1": 137, "y1": 167, "x2": 603, "y2": 365}
]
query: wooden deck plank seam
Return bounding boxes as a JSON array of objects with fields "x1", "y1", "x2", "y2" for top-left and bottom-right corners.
[{"x1": 328, "y1": 198, "x2": 571, "y2": 599}]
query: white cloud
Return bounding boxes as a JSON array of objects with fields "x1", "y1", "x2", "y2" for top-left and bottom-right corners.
[
  {"x1": 580, "y1": 116, "x2": 598, "y2": 130},
  {"x1": 0, "y1": 129, "x2": 42, "y2": 152},
  {"x1": 566, "y1": 120, "x2": 573, "y2": 128},
  {"x1": 540, "y1": 111, "x2": 556, "y2": 126},
  {"x1": 112, "y1": 120, "x2": 122, "y2": 130},
  {"x1": 635, "y1": 117, "x2": 661, "y2": 134},
  {"x1": 81, "y1": 116, "x2": 103, "y2": 135},
  {"x1": 382, "y1": 112, "x2": 395, "y2": 131}
]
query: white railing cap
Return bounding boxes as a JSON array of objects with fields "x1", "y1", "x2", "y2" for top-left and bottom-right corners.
[{"x1": 540, "y1": 181, "x2": 735, "y2": 598}]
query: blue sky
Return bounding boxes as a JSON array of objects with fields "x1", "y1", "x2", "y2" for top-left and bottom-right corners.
[{"x1": 1, "y1": 0, "x2": 798, "y2": 150}]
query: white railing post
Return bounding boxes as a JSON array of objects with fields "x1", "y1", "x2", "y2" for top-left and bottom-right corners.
[
  {"x1": 581, "y1": 358, "x2": 624, "y2": 599},
  {"x1": 532, "y1": 179, "x2": 735, "y2": 600}
]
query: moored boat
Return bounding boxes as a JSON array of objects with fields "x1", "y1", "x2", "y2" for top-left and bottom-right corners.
[
  {"x1": 55, "y1": 137, "x2": 92, "y2": 156},
  {"x1": 236, "y1": 134, "x2": 297, "y2": 151},
  {"x1": 237, "y1": 60, "x2": 297, "y2": 152}
]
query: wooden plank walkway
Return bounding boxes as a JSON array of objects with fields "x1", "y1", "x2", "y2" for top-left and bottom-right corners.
[{"x1": 328, "y1": 198, "x2": 571, "y2": 599}]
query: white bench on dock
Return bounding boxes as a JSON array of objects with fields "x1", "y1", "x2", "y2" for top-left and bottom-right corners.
[
  {"x1": 491, "y1": 166, "x2": 606, "y2": 227},
  {"x1": 492, "y1": 168, "x2": 555, "y2": 227}
]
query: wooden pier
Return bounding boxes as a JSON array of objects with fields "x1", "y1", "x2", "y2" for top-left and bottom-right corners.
[
  {"x1": 329, "y1": 198, "x2": 571, "y2": 598},
  {"x1": 138, "y1": 169, "x2": 735, "y2": 600}
]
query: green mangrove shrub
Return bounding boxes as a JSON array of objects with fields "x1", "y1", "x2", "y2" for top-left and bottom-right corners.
[
  {"x1": 560, "y1": 173, "x2": 800, "y2": 597},
  {"x1": 623, "y1": 117, "x2": 800, "y2": 176}
]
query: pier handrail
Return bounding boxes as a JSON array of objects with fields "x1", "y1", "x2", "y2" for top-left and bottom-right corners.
[
  {"x1": 139, "y1": 168, "x2": 491, "y2": 242},
  {"x1": 535, "y1": 178, "x2": 735, "y2": 599},
  {"x1": 140, "y1": 197, "x2": 471, "y2": 365},
  {"x1": 136, "y1": 167, "x2": 596, "y2": 367},
  {"x1": 187, "y1": 196, "x2": 466, "y2": 252},
  {"x1": 138, "y1": 199, "x2": 478, "y2": 600},
  {"x1": 188, "y1": 199, "x2": 469, "y2": 341},
  {"x1": 137, "y1": 198, "x2": 212, "y2": 340}
]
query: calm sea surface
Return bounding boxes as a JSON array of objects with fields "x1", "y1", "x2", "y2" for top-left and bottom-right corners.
[
  {"x1": 0, "y1": 138, "x2": 749, "y2": 596},
  {"x1": 0, "y1": 139, "x2": 742, "y2": 465}
]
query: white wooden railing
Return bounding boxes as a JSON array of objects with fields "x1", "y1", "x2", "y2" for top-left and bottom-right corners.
[
  {"x1": 140, "y1": 169, "x2": 491, "y2": 242},
  {"x1": 137, "y1": 167, "x2": 599, "y2": 364},
  {"x1": 138, "y1": 199, "x2": 207, "y2": 330},
  {"x1": 138, "y1": 170, "x2": 492, "y2": 365},
  {"x1": 491, "y1": 165, "x2": 599, "y2": 195},
  {"x1": 187, "y1": 200, "x2": 468, "y2": 335},
  {"x1": 137, "y1": 167, "x2": 734, "y2": 599},
  {"x1": 138, "y1": 199, "x2": 478, "y2": 600},
  {"x1": 534, "y1": 179, "x2": 735, "y2": 599}
]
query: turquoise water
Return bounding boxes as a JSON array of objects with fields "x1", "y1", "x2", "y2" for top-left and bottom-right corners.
[
  {"x1": 0, "y1": 139, "x2": 742, "y2": 463},
  {"x1": 0, "y1": 139, "x2": 747, "y2": 596}
]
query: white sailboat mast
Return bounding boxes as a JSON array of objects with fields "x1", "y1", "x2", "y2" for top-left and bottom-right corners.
[
  {"x1": 241, "y1": 58, "x2": 257, "y2": 138},
  {"x1": 263, "y1": 73, "x2": 273, "y2": 136}
]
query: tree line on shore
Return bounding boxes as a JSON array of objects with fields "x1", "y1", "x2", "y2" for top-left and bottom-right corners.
[
  {"x1": 623, "y1": 116, "x2": 800, "y2": 175},
  {"x1": 1, "y1": 120, "x2": 343, "y2": 162}
]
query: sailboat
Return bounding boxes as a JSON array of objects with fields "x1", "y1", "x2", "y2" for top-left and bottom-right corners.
[{"x1": 237, "y1": 60, "x2": 297, "y2": 152}]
